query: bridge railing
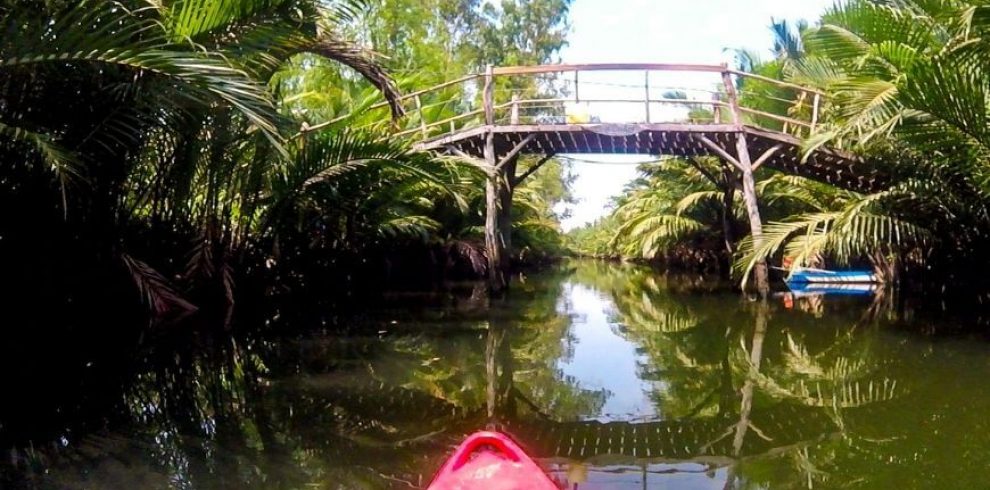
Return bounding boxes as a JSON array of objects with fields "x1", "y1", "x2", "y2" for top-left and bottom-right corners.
[{"x1": 302, "y1": 63, "x2": 825, "y2": 142}]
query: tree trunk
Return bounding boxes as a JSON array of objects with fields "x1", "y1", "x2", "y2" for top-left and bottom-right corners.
[
  {"x1": 720, "y1": 166, "x2": 737, "y2": 257},
  {"x1": 484, "y1": 172, "x2": 509, "y2": 293},
  {"x1": 482, "y1": 119, "x2": 513, "y2": 294},
  {"x1": 734, "y1": 134, "x2": 769, "y2": 297},
  {"x1": 721, "y1": 69, "x2": 769, "y2": 298}
]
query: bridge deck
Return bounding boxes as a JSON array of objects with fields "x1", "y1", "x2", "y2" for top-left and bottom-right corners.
[{"x1": 417, "y1": 123, "x2": 885, "y2": 193}]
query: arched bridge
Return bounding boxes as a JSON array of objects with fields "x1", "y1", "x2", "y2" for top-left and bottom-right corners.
[{"x1": 307, "y1": 63, "x2": 883, "y2": 293}]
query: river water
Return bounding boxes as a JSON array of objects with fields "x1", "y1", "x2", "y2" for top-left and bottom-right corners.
[{"x1": 5, "y1": 260, "x2": 990, "y2": 488}]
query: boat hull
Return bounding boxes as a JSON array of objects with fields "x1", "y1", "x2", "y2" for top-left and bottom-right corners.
[
  {"x1": 786, "y1": 282, "x2": 878, "y2": 296},
  {"x1": 787, "y1": 268, "x2": 878, "y2": 284},
  {"x1": 427, "y1": 431, "x2": 558, "y2": 490}
]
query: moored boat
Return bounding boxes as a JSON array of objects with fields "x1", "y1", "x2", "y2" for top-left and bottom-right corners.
[
  {"x1": 786, "y1": 281, "x2": 878, "y2": 296},
  {"x1": 427, "y1": 431, "x2": 558, "y2": 490},
  {"x1": 787, "y1": 267, "x2": 879, "y2": 284}
]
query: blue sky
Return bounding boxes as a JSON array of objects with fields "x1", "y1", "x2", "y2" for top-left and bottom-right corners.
[{"x1": 557, "y1": 0, "x2": 836, "y2": 230}]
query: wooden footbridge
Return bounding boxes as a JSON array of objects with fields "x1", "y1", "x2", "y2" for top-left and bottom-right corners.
[{"x1": 307, "y1": 63, "x2": 882, "y2": 293}]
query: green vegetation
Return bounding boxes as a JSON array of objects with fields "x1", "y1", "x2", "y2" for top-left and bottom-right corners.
[
  {"x1": 570, "y1": 2, "x2": 990, "y2": 295},
  {"x1": 0, "y1": 0, "x2": 574, "y2": 317},
  {"x1": 13, "y1": 0, "x2": 990, "y2": 315}
]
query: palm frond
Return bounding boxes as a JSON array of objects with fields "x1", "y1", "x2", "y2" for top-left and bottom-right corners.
[
  {"x1": 2, "y1": 2, "x2": 284, "y2": 142},
  {"x1": 122, "y1": 254, "x2": 198, "y2": 316},
  {"x1": 0, "y1": 120, "x2": 81, "y2": 209},
  {"x1": 735, "y1": 190, "x2": 930, "y2": 285}
]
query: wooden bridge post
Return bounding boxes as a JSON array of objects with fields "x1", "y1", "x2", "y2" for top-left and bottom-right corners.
[
  {"x1": 811, "y1": 92, "x2": 821, "y2": 133},
  {"x1": 482, "y1": 65, "x2": 512, "y2": 294},
  {"x1": 414, "y1": 95, "x2": 427, "y2": 137},
  {"x1": 721, "y1": 68, "x2": 770, "y2": 297},
  {"x1": 510, "y1": 94, "x2": 520, "y2": 124},
  {"x1": 644, "y1": 70, "x2": 651, "y2": 123},
  {"x1": 712, "y1": 92, "x2": 722, "y2": 123}
]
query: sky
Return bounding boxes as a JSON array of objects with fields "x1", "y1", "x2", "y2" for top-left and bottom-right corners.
[{"x1": 556, "y1": 0, "x2": 836, "y2": 230}]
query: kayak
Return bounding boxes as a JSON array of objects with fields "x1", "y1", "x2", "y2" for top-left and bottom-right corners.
[
  {"x1": 787, "y1": 267, "x2": 878, "y2": 284},
  {"x1": 427, "y1": 431, "x2": 558, "y2": 490}
]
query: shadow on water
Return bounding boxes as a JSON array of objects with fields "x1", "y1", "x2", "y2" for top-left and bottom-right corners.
[{"x1": 5, "y1": 259, "x2": 990, "y2": 488}]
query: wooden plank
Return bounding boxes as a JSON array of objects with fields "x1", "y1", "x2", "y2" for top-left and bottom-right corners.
[
  {"x1": 493, "y1": 63, "x2": 727, "y2": 76},
  {"x1": 502, "y1": 97, "x2": 729, "y2": 107},
  {"x1": 738, "y1": 106, "x2": 811, "y2": 129},
  {"x1": 396, "y1": 73, "x2": 481, "y2": 102},
  {"x1": 727, "y1": 69, "x2": 825, "y2": 96},
  {"x1": 299, "y1": 74, "x2": 481, "y2": 136},
  {"x1": 409, "y1": 108, "x2": 484, "y2": 136},
  {"x1": 496, "y1": 134, "x2": 537, "y2": 170},
  {"x1": 487, "y1": 123, "x2": 740, "y2": 133}
]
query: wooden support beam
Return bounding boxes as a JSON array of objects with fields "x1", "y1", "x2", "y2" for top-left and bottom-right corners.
[
  {"x1": 722, "y1": 69, "x2": 769, "y2": 297},
  {"x1": 712, "y1": 93, "x2": 722, "y2": 124},
  {"x1": 644, "y1": 70, "x2": 651, "y2": 123},
  {"x1": 574, "y1": 70, "x2": 580, "y2": 102},
  {"x1": 414, "y1": 95, "x2": 427, "y2": 137},
  {"x1": 482, "y1": 105, "x2": 510, "y2": 294},
  {"x1": 510, "y1": 94, "x2": 520, "y2": 124},
  {"x1": 483, "y1": 65, "x2": 495, "y2": 126},
  {"x1": 497, "y1": 134, "x2": 537, "y2": 170},
  {"x1": 494, "y1": 62, "x2": 727, "y2": 76},
  {"x1": 811, "y1": 93, "x2": 821, "y2": 132},
  {"x1": 751, "y1": 144, "x2": 782, "y2": 171},
  {"x1": 446, "y1": 145, "x2": 493, "y2": 176},
  {"x1": 513, "y1": 153, "x2": 556, "y2": 188},
  {"x1": 696, "y1": 135, "x2": 744, "y2": 171}
]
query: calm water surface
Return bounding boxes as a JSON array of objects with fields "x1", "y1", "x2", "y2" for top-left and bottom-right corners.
[{"x1": 6, "y1": 260, "x2": 990, "y2": 488}]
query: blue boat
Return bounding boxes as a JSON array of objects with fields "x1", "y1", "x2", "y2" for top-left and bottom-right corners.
[
  {"x1": 786, "y1": 267, "x2": 879, "y2": 284},
  {"x1": 786, "y1": 281, "x2": 878, "y2": 297}
]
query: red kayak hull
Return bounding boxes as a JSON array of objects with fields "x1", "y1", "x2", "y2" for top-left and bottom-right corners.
[{"x1": 427, "y1": 431, "x2": 558, "y2": 490}]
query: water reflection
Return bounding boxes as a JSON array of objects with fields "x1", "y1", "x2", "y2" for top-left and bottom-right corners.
[
  {"x1": 5, "y1": 260, "x2": 990, "y2": 488},
  {"x1": 557, "y1": 284, "x2": 656, "y2": 421}
]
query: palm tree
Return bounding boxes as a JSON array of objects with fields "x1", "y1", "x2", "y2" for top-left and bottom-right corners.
[
  {"x1": 0, "y1": 0, "x2": 439, "y2": 314},
  {"x1": 735, "y1": 0, "x2": 990, "y2": 290}
]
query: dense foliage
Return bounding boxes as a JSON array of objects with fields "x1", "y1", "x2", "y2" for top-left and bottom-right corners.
[
  {"x1": 0, "y1": 0, "x2": 574, "y2": 319},
  {"x1": 570, "y1": 2, "x2": 990, "y2": 297}
]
